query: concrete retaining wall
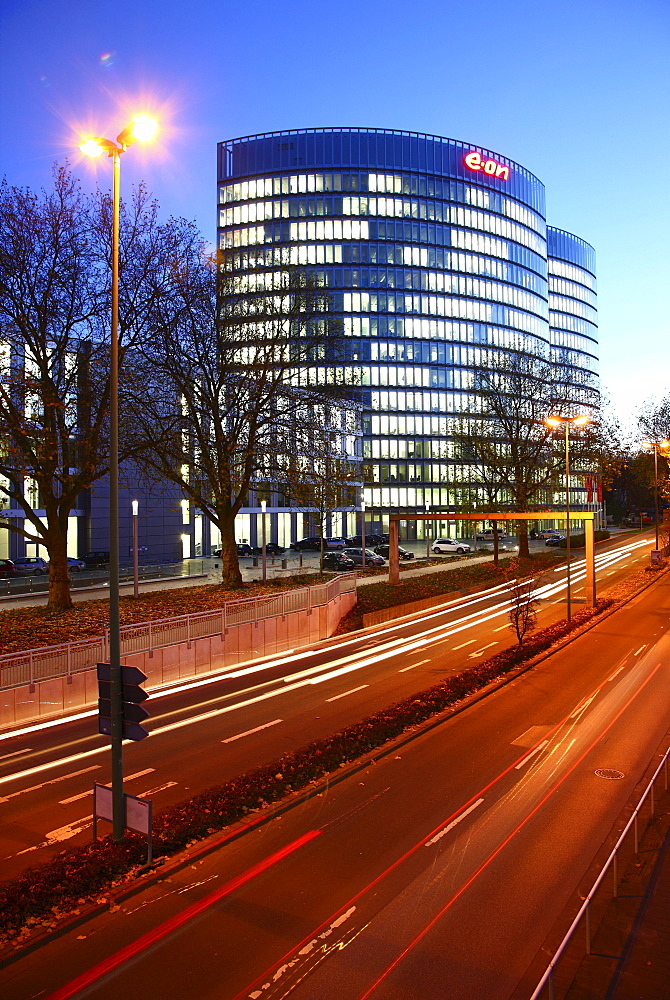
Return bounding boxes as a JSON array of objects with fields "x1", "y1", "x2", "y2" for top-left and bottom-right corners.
[{"x1": 0, "y1": 589, "x2": 356, "y2": 731}]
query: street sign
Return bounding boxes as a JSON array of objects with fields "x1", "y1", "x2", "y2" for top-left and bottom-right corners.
[{"x1": 97, "y1": 663, "x2": 150, "y2": 741}]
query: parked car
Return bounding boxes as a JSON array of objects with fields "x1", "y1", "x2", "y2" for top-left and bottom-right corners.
[
  {"x1": 475, "y1": 528, "x2": 509, "y2": 541},
  {"x1": 0, "y1": 559, "x2": 17, "y2": 578},
  {"x1": 13, "y1": 556, "x2": 49, "y2": 576},
  {"x1": 291, "y1": 536, "x2": 346, "y2": 551},
  {"x1": 234, "y1": 543, "x2": 253, "y2": 557},
  {"x1": 373, "y1": 544, "x2": 414, "y2": 561},
  {"x1": 290, "y1": 536, "x2": 322, "y2": 551},
  {"x1": 536, "y1": 529, "x2": 562, "y2": 540},
  {"x1": 67, "y1": 557, "x2": 86, "y2": 572},
  {"x1": 346, "y1": 533, "x2": 388, "y2": 547},
  {"x1": 545, "y1": 534, "x2": 566, "y2": 547},
  {"x1": 256, "y1": 542, "x2": 286, "y2": 556},
  {"x1": 322, "y1": 551, "x2": 356, "y2": 570},
  {"x1": 83, "y1": 551, "x2": 110, "y2": 567},
  {"x1": 432, "y1": 538, "x2": 472, "y2": 555},
  {"x1": 343, "y1": 547, "x2": 385, "y2": 567}
]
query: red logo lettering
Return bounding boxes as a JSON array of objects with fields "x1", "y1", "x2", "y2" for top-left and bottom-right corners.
[{"x1": 464, "y1": 151, "x2": 509, "y2": 181}]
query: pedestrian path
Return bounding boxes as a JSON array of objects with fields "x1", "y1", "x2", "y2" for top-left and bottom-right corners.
[{"x1": 606, "y1": 822, "x2": 670, "y2": 998}]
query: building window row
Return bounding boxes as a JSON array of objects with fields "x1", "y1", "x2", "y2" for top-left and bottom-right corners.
[
  {"x1": 227, "y1": 244, "x2": 546, "y2": 293},
  {"x1": 549, "y1": 311, "x2": 599, "y2": 336},
  {"x1": 548, "y1": 258, "x2": 596, "y2": 291},
  {"x1": 345, "y1": 316, "x2": 548, "y2": 355},
  {"x1": 548, "y1": 276, "x2": 597, "y2": 307},
  {"x1": 550, "y1": 329, "x2": 598, "y2": 352},
  {"x1": 220, "y1": 220, "x2": 546, "y2": 267},
  {"x1": 548, "y1": 294, "x2": 597, "y2": 321},
  {"x1": 342, "y1": 292, "x2": 547, "y2": 336},
  {"x1": 219, "y1": 172, "x2": 544, "y2": 232}
]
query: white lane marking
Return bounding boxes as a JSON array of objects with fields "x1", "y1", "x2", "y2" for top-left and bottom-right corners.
[
  {"x1": 607, "y1": 664, "x2": 626, "y2": 682},
  {"x1": 425, "y1": 799, "x2": 484, "y2": 846},
  {"x1": 634, "y1": 645, "x2": 646, "y2": 656},
  {"x1": 0, "y1": 765, "x2": 100, "y2": 803},
  {"x1": 399, "y1": 659, "x2": 431, "y2": 673},
  {"x1": 515, "y1": 740, "x2": 549, "y2": 769},
  {"x1": 469, "y1": 642, "x2": 499, "y2": 658},
  {"x1": 570, "y1": 692, "x2": 599, "y2": 719},
  {"x1": 0, "y1": 748, "x2": 34, "y2": 762},
  {"x1": 14, "y1": 817, "x2": 93, "y2": 856},
  {"x1": 326, "y1": 685, "x2": 369, "y2": 703},
  {"x1": 453, "y1": 639, "x2": 476, "y2": 650},
  {"x1": 58, "y1": 768, "x2": 155, "y2": 804},
  {"x1": 493, "y1": 623, "x2": 510, "y2": 632},
  {"x1": 222, "y1": 719, "x2": 283, "y2": 743},
  {"x1": 606, "y1": 571, "x2": 616, "y2": 576},
  {"x1": 138, "y1": 781, "x2": 177, "y2": 796}
]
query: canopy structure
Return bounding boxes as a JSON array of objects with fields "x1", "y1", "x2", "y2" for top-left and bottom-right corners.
[{"x1": 387, "y1": 511, "x2": 596, "y2": 608}]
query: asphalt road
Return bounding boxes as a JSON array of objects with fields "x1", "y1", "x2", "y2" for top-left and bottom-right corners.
[
  {"x1": 0, "y1": 543, "x2": 667, "y2": 999},
  {"x1": 0, "y1": 534, "x2": 653, "y2": 884}
]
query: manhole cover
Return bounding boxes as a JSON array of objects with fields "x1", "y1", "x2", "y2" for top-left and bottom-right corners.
[{"x1": 595, "y1": 769, "x2": 625, "y2": 780}]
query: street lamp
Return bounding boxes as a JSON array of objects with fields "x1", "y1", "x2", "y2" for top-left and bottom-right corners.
[
  {"x1": 131, "y1": 499, "x2": 139, "y2": 598},
  {"x1": 361, "y1": 498, "x2": 366, "y2": 569},
  {"x1": 80, "y1": 115, "x2": 158, "y2": 841},
  {"x1": 425, "y1": 500, "x2": 431, "y2": 558},
  {"x1": 260, "y1": 500, "x2": 267, "y2": 582},
  {"x1": 642, "y1": 439, "x2": 670, "y2": 553},
  {"x1": 545, "y1": 414, "x2": 590, "y2": 620}
]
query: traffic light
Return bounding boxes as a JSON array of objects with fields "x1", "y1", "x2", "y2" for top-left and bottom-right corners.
[{"x1": 97, "y1": 663, "x2": 149, "y2": 741}]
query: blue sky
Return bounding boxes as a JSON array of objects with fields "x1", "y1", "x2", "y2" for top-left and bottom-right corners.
[{"x1": 2, "y1": 0, "x2": 668, "y2": 427}]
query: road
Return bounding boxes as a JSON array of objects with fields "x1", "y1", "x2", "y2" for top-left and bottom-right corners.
[
  {"x1": 0, "y1": 533, "x2": 653, "y2": 883},
  {"x1": 0, "y1": 541, "x2": 667, "y2": 1000}
]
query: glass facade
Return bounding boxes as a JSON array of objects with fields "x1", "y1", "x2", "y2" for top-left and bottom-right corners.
[{"x1": 217, "y1": 129, "x2": 598, "y2": 535}]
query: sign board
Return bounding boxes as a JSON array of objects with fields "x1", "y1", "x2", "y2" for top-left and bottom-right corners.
[
  {"x1": 463, "y1": 151, "x2": 510, "y2": 180},
  {"x1": 93, "y1": 783, "x2": 153, "y2": 862},
  {"x1": 651, "y1": 549, "x2": 663, "y2": 567}
]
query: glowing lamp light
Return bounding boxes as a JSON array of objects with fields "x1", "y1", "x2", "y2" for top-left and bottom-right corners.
[
  {"x1": 80, "y1": 138, "x2": 105, "y2": 158},
  {"x1": 545, "y1": 417, "x2": 563, "y2": 428},
  {"x1": 129, "y1": 115, "x2": 158, "y2": 143}
]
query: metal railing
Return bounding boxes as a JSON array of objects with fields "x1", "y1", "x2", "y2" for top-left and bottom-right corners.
[
  {"x1": 530, "y1": 745, "x2": 670, "y2": 999},
  {"x1": 0, "y1": 574, "x2": 356, "y2": 690}
]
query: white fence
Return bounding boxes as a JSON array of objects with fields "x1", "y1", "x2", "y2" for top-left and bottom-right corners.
[
  {"x1": 0, "y1": 574, "x2": 357, "y2": 691},
  {"x1": 530, "y1": 745, "x2": 670, "y2": 999}
]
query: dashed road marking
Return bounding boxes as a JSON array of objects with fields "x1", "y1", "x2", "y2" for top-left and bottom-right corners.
[
  {"x1": 515, "y1": 740, "x2": 549, "y2": 769},
  {"x1": 222, "y1": 719, "x2": 283, "y2": 743},
  {"x1": 453, "y1": 639, "x2": 476, "y2": 650},
  {"x1": 469, "y1": 642, "x2": 499, "y2": 658},
  {"x1": 0, "y1": 766, "x2": 100, "y2": 804},
  {"x1": 425, "y1": 799, "x2": 484, "y2": 846},
  {"x1": 399, "y1": 659, "x2": 431, "y2": 673},
  {"x1": 326, "y1": 685, "x2": 369, "y2": 703},
  {"x1": 58, "y1": 768, "x2": 155, "y2": 804},
  {"x1": 634, "y1": 645, "x2": 647, "y2": 656}
]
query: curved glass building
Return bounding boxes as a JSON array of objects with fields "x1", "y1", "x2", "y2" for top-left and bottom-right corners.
[{"x1": 217, "y1": 128, "x2": 598, "y2": 541}]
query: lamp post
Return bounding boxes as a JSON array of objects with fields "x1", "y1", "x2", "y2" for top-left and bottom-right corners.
[
  {"x1": 545, "y1": 414, "x2": 590, "y2": 621},
  {"x1": 131, "y1": 499, "x2": 139, "y2": 598},
  {"x1": 80, "y1": 116, "x2": 158, "y2": 841},
  {"x1": 642, "y1": 439, "x2": 670, "y2": 553},
  {"x1": 425, "y1": 501, "x2": 431, "y2": 558},
  {"x1": 361, "y1": 498, "x2": 366, "y2": 568},
  {"x1": 260, "y1": 500, "x2": 267, "y2": 581}
]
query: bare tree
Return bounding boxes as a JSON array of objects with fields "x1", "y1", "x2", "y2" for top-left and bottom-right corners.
[
  {"x1": 0, "y1": 166, "x2": 199, "y2": 609},
  {"x1": 505, "y1": 560, "x2": 542, "y2": 645},
  {"x1": 280, "y1": 406, "x2": 361, "y2": 570},
  {"x1": 128, "y1": 249, "x2": 358, "y2": 587},
  {"x1": 452, "y1": 351, "x2": 602, "y2": 557}
]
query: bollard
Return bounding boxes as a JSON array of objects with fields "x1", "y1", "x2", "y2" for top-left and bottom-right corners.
[{"x1": 281, "y1": 558, "x2": 288, "y2": 569}]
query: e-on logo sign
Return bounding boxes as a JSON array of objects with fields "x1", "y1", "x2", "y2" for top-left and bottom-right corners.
[{"x1": 463, "y1": 151, "x2": 510, "y2": 180}]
